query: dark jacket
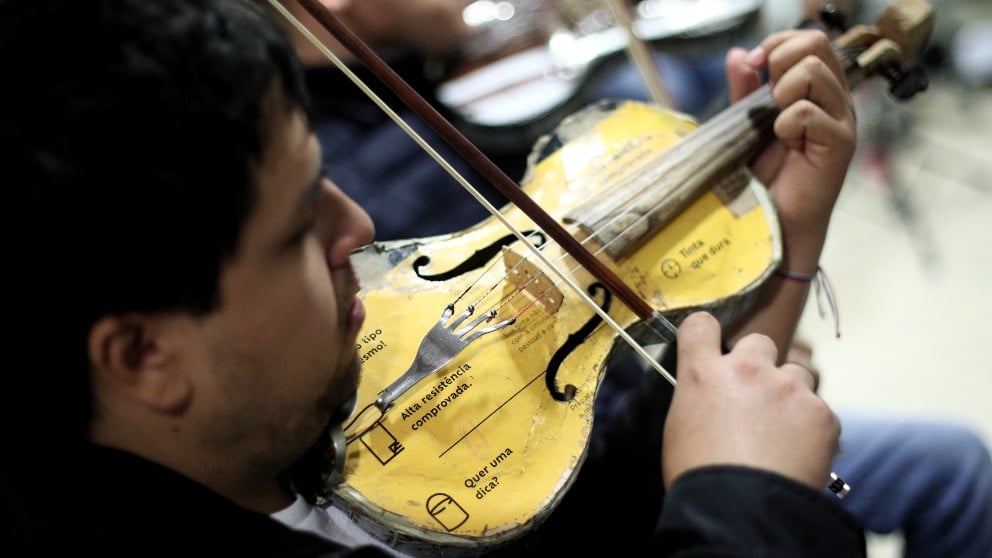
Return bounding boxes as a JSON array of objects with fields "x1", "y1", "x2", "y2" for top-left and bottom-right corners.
[{"x1": 4, "y1": 443, "x2": 863, "y2": 557}]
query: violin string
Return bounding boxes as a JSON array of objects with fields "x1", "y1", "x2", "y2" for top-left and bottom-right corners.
[
  {"x1": 474, "y1": 231, "x2": 564, "y2": 319},
  {"x1": 559, "y1": 86, "x2": 777, "y2": 264},
  {"x1": 269, "y1": 0, "x2": 677, "y2": 384},
  {"x1": 544, "y1": 86, "x2": 777, "y2": 284},
  {"x1": 453, "y1": 239, "x2": 526, "y2": 312},
  {"x1": 467, "y1": 87, "x2": 784, "y2": 369}
]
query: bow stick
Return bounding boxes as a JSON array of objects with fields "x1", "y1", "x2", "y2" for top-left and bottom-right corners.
[{"x1": 602, "y1": 0, "x2": 674, "y2": 108}]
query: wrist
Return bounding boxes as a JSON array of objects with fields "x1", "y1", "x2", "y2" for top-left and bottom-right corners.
[
  {"x1": 778, "y1": 212, "x2": 830, "y2": 269},
  {"x1": 772, "y1": 265, "x2": 841, "y2": 338},
  {"x1": 779, "y1": 238, "x2": 826, "y2": 279},
  {"x1": 774, "y1": 266, "x2": 820, "y2": 282}
]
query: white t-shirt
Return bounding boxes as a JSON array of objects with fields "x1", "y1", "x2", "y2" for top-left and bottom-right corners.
[{"x1": 272, "y1": 494, "x2": 411, "y2": 556}]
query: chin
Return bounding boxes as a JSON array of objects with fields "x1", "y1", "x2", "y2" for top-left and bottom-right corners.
[
  {"x1": 329, "y1": 389, "x2": 358, "y2": 425},
  {"x1": 333, "y1": 356, "x2": 361, "y2": 417},
  {"x1": 317, "y1": 356, "x2": 361, "y2": 426}
]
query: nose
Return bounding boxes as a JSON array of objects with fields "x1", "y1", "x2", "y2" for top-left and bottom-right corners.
[{"x1": 319, "y1": 177, "x2": 375, "y2": 267}]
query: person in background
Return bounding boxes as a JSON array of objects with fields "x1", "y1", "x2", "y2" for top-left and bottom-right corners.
[{"x1": 278, "y1": 1, "x2": 992, "y2": 556}]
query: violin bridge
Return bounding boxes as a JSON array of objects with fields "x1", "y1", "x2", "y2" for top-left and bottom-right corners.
[{"x1": 502, "y1": 247, "x2": 564, "y2": 315}]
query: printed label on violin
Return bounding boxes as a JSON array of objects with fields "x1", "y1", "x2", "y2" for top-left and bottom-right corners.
[
  {"x1": 463, "y1": 447, "x2": 514, "y2": 501},
  {"x1": 356, "y1": 328, "x2": 388, "y2": 364},
  {"x1": 506, "y1": 310, "x2": 556, "y2": 354},
  {"x1": 400, "y1": 364, "x2": 474, "y2": 432},
  {"x1": 677, "y1": 237, "x2": 733, "y2": 271}
]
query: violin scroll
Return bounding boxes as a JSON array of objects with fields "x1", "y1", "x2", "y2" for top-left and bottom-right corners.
[{"x1": 835, "y1": 0, "x2": 934, "y2": 99}]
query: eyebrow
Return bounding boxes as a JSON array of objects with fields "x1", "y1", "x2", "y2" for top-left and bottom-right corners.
[{"x1": 279, "y1": 165, "x2": 325, "y2": 247}]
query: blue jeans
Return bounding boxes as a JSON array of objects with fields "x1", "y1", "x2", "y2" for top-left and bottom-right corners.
[
  {"x1": 832, "y1": 410, "x2": 992, "y2": 558},
  {"x1": 584, "y1": 49, "x2": 730, "y2": 120}
]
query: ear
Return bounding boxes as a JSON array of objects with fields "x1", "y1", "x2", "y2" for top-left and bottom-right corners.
[{"x1": 88, "y1": 315, "x2": 192, "y2": 414}]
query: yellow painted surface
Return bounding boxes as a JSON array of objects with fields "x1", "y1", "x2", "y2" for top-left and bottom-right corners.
[{"x1": 334, "y1": 101, "x2": 780, "y2": 549}]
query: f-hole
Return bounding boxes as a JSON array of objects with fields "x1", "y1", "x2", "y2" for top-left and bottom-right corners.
[{"x1": 545, "y1": 283, "x2": 611, "y2": 402}]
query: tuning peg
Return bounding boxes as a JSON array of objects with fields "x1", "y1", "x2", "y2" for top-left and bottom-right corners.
[{"x1": 884, "y1": 62, "x2": 930, "y2": 100}]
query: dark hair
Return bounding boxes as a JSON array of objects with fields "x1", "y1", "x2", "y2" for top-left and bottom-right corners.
[{"x1": 1, "y1": 0, "x2": 311, "y2": 456}]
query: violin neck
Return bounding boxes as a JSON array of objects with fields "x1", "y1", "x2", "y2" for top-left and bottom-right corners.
[
  {"x1": 565, "y1": 90, "x2": 776, "y2": 261},
  {"x1": 568, "y1": 25, "x2": 901, "y2": 262}
]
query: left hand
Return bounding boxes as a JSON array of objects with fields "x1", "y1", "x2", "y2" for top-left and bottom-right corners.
[{"x1": 724, "y1": 29, "x2": 856, "y2": 274}]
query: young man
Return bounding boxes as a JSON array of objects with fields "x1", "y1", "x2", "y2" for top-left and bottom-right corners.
[{"x1": 3, "y1": 0, "x2": 864, "y2": 556}]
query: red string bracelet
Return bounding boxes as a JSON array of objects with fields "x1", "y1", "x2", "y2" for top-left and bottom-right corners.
[{"x1": 774, "y1": 267, "x2": 819, "y2": 282}]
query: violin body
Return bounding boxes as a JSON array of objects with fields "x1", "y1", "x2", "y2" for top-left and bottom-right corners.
[{"x1": 329, "y1": 100, "x2": 781, "y2": 554}]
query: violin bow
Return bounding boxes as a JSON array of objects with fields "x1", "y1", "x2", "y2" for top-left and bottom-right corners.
[{"x1": 272, "y1": 0, "x2": 679, "y2": 385}]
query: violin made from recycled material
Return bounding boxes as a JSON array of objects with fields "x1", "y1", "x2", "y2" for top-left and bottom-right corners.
[{"x1": 275, "y1": 0, "x2": 933, "y2": 554}]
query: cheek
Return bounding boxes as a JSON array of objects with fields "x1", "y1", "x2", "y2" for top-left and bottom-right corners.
[
  {"x1": 276, "y1": 249, "x2": 340, "y2": 352},
  {"x1": 235, "y1": 249, "x2": 341, "y2": 376},
  {"x1": 246, "y1": 265, "x2": 342, "y2": 412}
]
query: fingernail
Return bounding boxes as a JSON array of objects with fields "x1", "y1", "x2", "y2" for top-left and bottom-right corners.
[{"x1": 745, "y1": 46, "x2": 765, "y2": 68}]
